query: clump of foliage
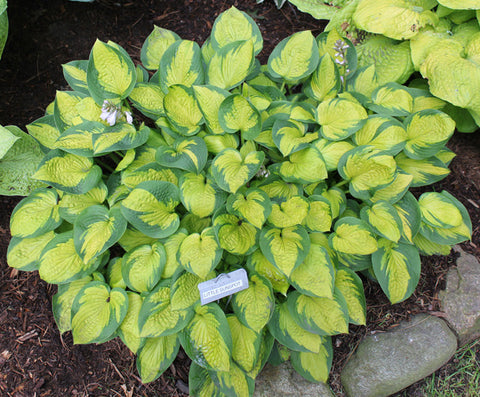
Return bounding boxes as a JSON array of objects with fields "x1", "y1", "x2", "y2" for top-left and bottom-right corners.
[
  {"x1": 287, "y1": 0, "x2": 480, "y2": 132},
  {"x1": 7, "y1": 6, "x2": 472, "y2": 396}
]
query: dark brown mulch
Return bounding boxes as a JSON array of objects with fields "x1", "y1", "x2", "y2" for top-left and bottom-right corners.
[{"x1": 0, "y1": 1, "x2": 478, "y2": 396}]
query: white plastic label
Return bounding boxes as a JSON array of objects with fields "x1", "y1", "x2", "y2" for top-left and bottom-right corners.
[{"x1": 198, "y1": 268, "x2": 249, "y2": 305}]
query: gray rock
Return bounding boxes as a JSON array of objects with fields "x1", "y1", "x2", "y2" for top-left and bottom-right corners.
[
  {"x1": 440, "y1": 246, "x2": 480, "y2": 346},
  {"x1": 340, "y1": 314, "x2": 457, "y2": 397},
  {"x1": 255, "y1": 361, "x2": 334, "y2": 397}
]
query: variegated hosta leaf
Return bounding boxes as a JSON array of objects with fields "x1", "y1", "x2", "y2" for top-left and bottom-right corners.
[
  {"x1": 207, "y1": 40, "x2": 255, "y2": 90},
  {"x1": 53, "y1": 90, "x2": 87, "y2": 133},
  {"x1": 93, "y1": 122, "x2": 150, "y2": 155},
  {"x1": 288, "y1": 291, "x2": 349, "y2": 336},
  {"x1": 226, "y1": 188, "x2": 272, "y2": 229},
  {"x1": 33, "y1": 150, "x2": 102, "y2": 194},
  {"x1": 275, "y1": 146, "x2": 328, "y2": 184},
  {"x1": 305, "y1": 195, "x2": 332, "y2": 233},
  {"x1": 140, "y1": 25, "x2": 180, "y2": 70},
  {"x1": 418, "y1": 191, "x2": 472, "y2": 245},
  {"x1": 180, "y1": 173, "x2": 225, "y2": 218},
  {"x1": 227, "y1": 314, "x2": 262, "y2": 372},
  {"x1": 317, "y1": 97, "x2": 368, "y2": 141},
  {"x1": 178, "y1": 227, "x2": 223, "y2": 279},
  {"x1": 372, "y1": 239, "x2": 421, "y2": 304},
  {"x1": 26, "y1": 115, "x2": 61, "y2": 150},
  {"x1": 211, "y1": 148, "x2": 265, "y2": 194},
  {"x1": 272, "y1": 120, "x2": 318, "y2": 157},
  {"x1": 10, "y1": 188, "x2": 61, "y2": 238},
  {"x1": 180, "y1": 214, "x2": 211, "y2": 235},
  {"x1": 353, "y1": 115, "x2": 407, "y2": 156},
  {"x1": 413, "y1": 233, "x2": 452, "y2": 256},
  {"x1": 52, "y1": 276, "x2": 93, "y2": 334},
  {"x1": 369, "y1": 83, "x2": 414, "y2": 117},
  {"x1": 367, "y1": 172, "x2": 413, "y2": 205},
  {"x1": 247, "y1": 250, "x2": 290, "y2": 295},
  {"x1": 118, "y1": 291, "x2": 144, "y2": 354},
  {"x1": 231, "y1": 273, "x2": 274, "y2": 333},
  {"x1": 7, "y1": 231, "x2": 56, "y2": 272},
  {"x1": 38, "y1": 231, "x2": 103, "y2": 284},
  {"x1": 164, "y1": 84, "x2": 204, "y2": 136},
  {"x1": 121, "y1": 162, "x2": 180, "y2": 190},
  {"x1": 55, "y1": 121, "x2": 99, "y2": 157},
  {"x1": 210, "y1": 361, "x2": 254, "y2": 397},
  {"x1": 258, "y1": 176, "x2": 303, "y2": 201},
  {"x1": 188, "y1": 362, "x2": 220, "y2": 397},
  {"x1": 242, "y1": 83, "x2": 285, "y2": 112},
  {"x1": 338, "y1": 146, "x2": 397, "y2": 200},
  {"x1": 321, "y1": 187, "x2": 347, "y2": 219},
  {"x1": 59, "y1": 181, "x2": 108, "y2": 223},
  {"x1": 290, "y1": 336, "x2": 333, "y2": 383},
  {"x1": 138, "y1": 281, "x2": 194, "y2": 338},
  {"x1": 304, "y1": 54, "x2": 341, "y2": 102},
  {"x1": 136, "y1": 334, "x2": 180, "y2": 383},
  {"x1": 393, "y1": 192, "x2": 422, "y2": 244},
  {"x1": 203, "y1": 133, "x2": 239, "y2": 155},
  {"x1": 313, "y1": 139, "x2": 355, "y2": 172},
  {"x1": 289, "y1": 244, "x2": 335, "y2": 299},
  {"x1": 329, "y1": 217, "x2": 378, "y2": 255},
  {"x1": 180, "y1": 303, "x2": 233, "y2": 372},
  {"x1": 107, "y1": 257, "x2": 127, "y2": 289},
  {"x1": 335, "y1": 269, "x2": 366, "y2": 325},
  {"x1": 267, "y1": 196, "x2": 309, "y2": 228},
  {"x1": 395, "y1": 152, "x2": 450, "y2": 187},
  {"x1": 260, "y1": 225, "x2": 310, "y2": 277},
  {"x1": 159, "y1": 39, "x2": 204, "y2": 92},
  {"x1": 268, "y1": 302, "x2": 323, "y2": 353},
  {"x1": 62, "y1": 60, "x2": 89, "y2": 95},
  {"x1": 268, "y1": 30, "x2": 319, "y2": 84},
  {"x1": 218, "y1": 94, "x2": 261, "y2": 140},
  {"x1": 122, "y1": 241, "x2": 167, "y2": 293},
  {"x1": 360, "y1": 201, "x2": 403, "y2": 243},
  {"x1": 120, "y1": 180, "x2": 180, "y2": 238},
  {"x1": 87, "y1": 40, "x2": 136, "y2": 104},
  {"x1": 170, "y1": 270, "x2": 216, "y2": 311},
  {"x1": 156, "y1": 136, "x2": 208, "y2": 174},
  {"x1": 117, "y1": 225, "x2": 158, "y2": 252},
  {"x1": 246, "y1": 329, "x2": 275, "y2": 380},
  {"x1": 192, "y1": 85, "x2": 231, "y2": 135},
  {"x1": 71, "y1": 281, "x2": 128, "y2": 344},
  {"x1": 211, "y1": 6, "x2": 263, "y2": 55},
  {"x1": 404, "y1": 110, "x2": 455, "y2": 160},
  {"x1": 73, "y1": 205, "x2": 127, "y2": 264},
  {"x1": 160, "y1": 229, "x2": 188, "y2": 279},
  {"x1": 347, "y1": 64, "x2": 380, "y2": 99},
  {"x1": 128, "y1": 82, "x2": 165, "y2": 118},
  {"x1": 212, "y1": 213, "x2": 256, "y2": 255}
]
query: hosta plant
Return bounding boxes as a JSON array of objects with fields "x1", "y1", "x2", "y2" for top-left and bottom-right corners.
[
  {"x1": 8, "y1": 6, "x2": 472, "y2": 396},
  {"x1": 287, "y1": 0, "x2": 480, "y2": 132}
]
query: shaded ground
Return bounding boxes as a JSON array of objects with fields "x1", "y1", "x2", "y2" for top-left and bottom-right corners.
[{"x1": 0, "y1": 1, "x2": 478, "y2": 396}]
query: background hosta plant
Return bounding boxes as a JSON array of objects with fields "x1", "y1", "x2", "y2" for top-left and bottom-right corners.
[{"x1": 8, "y1": 6, "x2": 471, "y2": 396}]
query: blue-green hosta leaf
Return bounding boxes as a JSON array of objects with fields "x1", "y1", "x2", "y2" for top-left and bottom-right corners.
[
  {"x1": 290, "y1": 336, "x2": 333, "y2": 383},
  {"x1": 288, "y1": 291, "x2": 349, "y2": 336},
  {"x1": 55, "y1": 121, "x2": 103, "y2": 157},
  {"x1": 227, "y1": 314, "x2": 262, "y2": 373},
  {"x1": 403, "y1": 110, "x2": 455, "y2": 160},
  {"x1": 231, "y1": 273, "x2": 274, "y2": 333},
  {"x1": 159, "y1": 40, "x2": 204, "y2": 92},
  {"x1": 267, "y1": 196, "x2": 309, "y2": 228},
  {"x1": 268, "y1": 302, "x2": 323, "y2": 353},
  {"x1": 71, "y1": 281, "x2": 128, "y2": 344},
  {"x1": 274, "y1": 146, "x2": 328, "y2": 184},
  {"x1": 304, "y1": 195, "x2": 332, "y2": 233},
  {"x1": 87, "y1": 40, "x2": 136, "y2": 104},
  {"x1": 272, "y1": 120, "x2": 318, "y2": 157},
  {"x1": 120, "y1": 180, "x2": 180, "y2": 238},
  {"x1": 372, "y1": 239, "x2": 421, "y2": 304},
  {"x1": 313, "y1": 139, "x2": 355, "y2": 172},
  {"x1": 156, "y1": 136, "x2": 207, "y2": 174},
  {"x1": 62, "y1": 60, "x2": 89, "y2": 95},
  {"x1": 218, "y1": 94, "x2": 261, "y2": 140},
  {"x1": 211, "y1": 6, "x2": 263, "y2": 55},
  {"x1": 180, "y1": 303, "x2": 233, "y2": 371},
  {"x1": 335, "y1": 269, "x2": 366, "y2": 325},
  {"x1": 164, "y1": 84, "x2": 204, "y2": 136},
  {"x1": 128, "y1": 82, "x2": 165, "y2": 118},
  {"x1": 58, "y1": 182, "x2": 108, "y2": 223},
  {"x1": 33, "y1": 150, "x2": 102, "y2": 195},
  {"x1": 192, "y1": 85, "x2": 231, "y2": 135},
  {"x1": 210, "y1": 361, "x2": 254, "y2": 397},
  {"x1": 247, "y1": 250, "x2": 290, "y2": 296},
  {"x1": 52, "y1": 276, "x2": 93, "y2": 334},
  {"x1": 140, "y1": 25, "x2": 180, "y2": 70},
  {"x1": 207, "y1": 40, "x2": 255, "y2": 90},
  {"x1": 353, "y1": 115, "x2": 407, "y2": 156},
  {"x1": 179, "y1": 173, "x2": 224, "y2": 218},
  {"x1": 26, "y1": 115, "x2": 61, "y2": 151},
  {"x1": 211, "y1": 148, "x2": 264, "y2": 193},
  {"x1": 317, "y1": 97, "x2": 368, "y2": 141},
  {"x1": 137, "y1": 334, "x2": 180, "y2": 383},
  {"x1": 360, "y1": 201, "x2": 403, "y2": 243},
  {"x1": 178, "y1": 227, "x2": 223, "y2": 279},
  {"x1": 122, "y1": 241, "x2": 166, "y2": 293},
  {"x1": 338, "y1": 146, "x2": 397, "y2": 200},
  {"x1": 93, "y1": 123, "x2": 150, "y2": 155},
  {"x1": 394, "y1": 192, "x2": 421, "y2": 244},
  {"x1": 74, "y1": 205, "x2": 127, "y2": 263},
  {"x1": 369, "y1": 83, "x2": 414, "y2": 117},
  {"x1": 226, "y1": 188, "x2": 272, "y2": 229},
  {"x1": 170, "y1": 270, "x2": 215, "y2": 312},
  {"x1": 395, "y1": 152, "x2": 450, "y2": 187},
  {"x1": 304, "y1": 54, "x2": 341, "y2": 102},
  {"x1": 118, "y1": 291, "x2": 144, "y2": 354},
  {"x1": 7, "y1": 232, "x2": 56, "y2": 272},
  {"x1": 213, "y1": 213, "x2": 258, "y2": 255},
  {"x1": 10, "y1": 188, "x2": 61, "y2": 238},
  {"x1": 53, "y1": 90, "x2": 87, "y2": 133},
  {"x1": 268, "y1": 31, "x2": 319, "y2": 84},
  {"x1": 329, "y1": 217, "x2": 377, "y2": 255},
  {"x1": 260, "y1": 225, "x2": 310, "y2": 278}
]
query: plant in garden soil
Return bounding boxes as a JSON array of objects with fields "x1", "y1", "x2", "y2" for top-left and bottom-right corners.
[
  {"x1": 7, "y1": 6, "x2": 472, "y2": 396},
  {"x1": 287, "y1": 0, "x2": 480, "y2": 133}
]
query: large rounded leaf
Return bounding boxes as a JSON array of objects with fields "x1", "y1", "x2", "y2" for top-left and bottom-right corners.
[
  {"x1": 140, "y1": 26, "x2": 180, "y2": 70},
  {"x1": 164, "y1": 84, "x2": 204, "y2": 136},
  {"x1": 227, "y1": 314, "x2": 262, "y2": 373},
  {"x1": 290, "y1": 337, "x2": 333, "y2": 383},
  {"x1": 7, "y1": 232, "x2": 56, "y2": 272},
  {"x1": 192, "y1": 85, "x2": 231, "y2": 135},
  {"x1": 360, "y1": 201, "x2": 403, "y2": 243},
  {"x1": 226, "y1": 188, "x2": 272, "y2": 230},
  {"x1": 218, "y1": 94, "x2": 261, "y2": 141},
  {"x1": 214, "y1": 213, "x2": 258, "y2": 256},
  {"x1": 329, "y1": 217, "x2": 377, "y2": 255},
  {"x1": 59, "y1": 182, "x2": 108, "y2": 223}
]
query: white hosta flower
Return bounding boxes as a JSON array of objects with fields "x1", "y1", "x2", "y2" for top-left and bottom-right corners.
[
  {"x1": 125, "y1": 111, "x2": 133, "y2": 124},
  {"x1": 100, "y1": 100, "x2": 133, "y2": 126}
]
